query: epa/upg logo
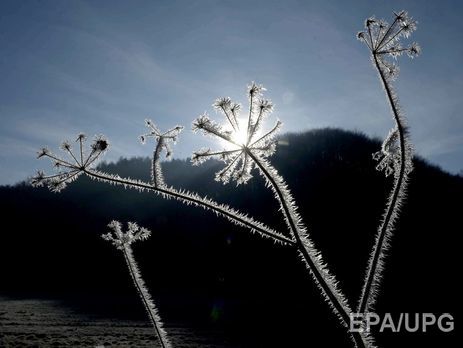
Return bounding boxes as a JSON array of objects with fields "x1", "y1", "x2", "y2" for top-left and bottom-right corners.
[{"x1": 349, "y1": 313, "x2": 454, "y2": 333}]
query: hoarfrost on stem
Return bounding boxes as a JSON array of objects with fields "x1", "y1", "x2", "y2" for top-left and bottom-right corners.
[
  {"x1": 357, "y1": 10, "x2": 419, "y2": 315},
  {"x1": 140, "y1": 120, "x2": 183, "y2": 188},
  {"x1": 102, "y1": 221, "x2": 172, "y2": 348}
]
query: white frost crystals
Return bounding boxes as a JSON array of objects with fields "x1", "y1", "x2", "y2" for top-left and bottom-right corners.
[
  {"x1": 32, "y1": 130, "x2": 291, "y2": 245},
  {"x1": 357, "y1": 11, "x2": 420, "y2": 80},
  {"x1": 102, "y1": 221, "x2": 172, "y2": 348},
  {"x1": 192, "y1": 82, "x2": 281, "y2": 185},
  {"x1": 31, "y1": 133, "x2": 109, "y2": 192},
  {"x1": 357, "y1": 10, "x2": 417, "y2": 180},
  {"x1": 28, "y1": 9, "x2": 425, "y2": 346}
]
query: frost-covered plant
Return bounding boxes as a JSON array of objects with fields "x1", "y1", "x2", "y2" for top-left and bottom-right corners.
[
  {"x1": 33, "y1": 131, "x2": 291, "y2": 245},
  {"x1": 31, "y1": 133, "x2": 109, "y2": 192},
  {"x1": 192, "y1": 83, "x2": 280, "y2": 185},
  {"x1": 102, "y1": 221, "x2": 171, "y2": 348},
  {"x1": 192, "y1": 82, "x2": 371, "y2": 348},
  {"x1": 357, "y1": 10, "x2": 419, "y2": 314},
  {"x1": 31, "y1": 10, "x2": 423, "y2": 346},
  {"x1": 32, "y1": 90, "x2": 372, "y2": 347},
  {"x1": 140, "y1": 120, "x2": 183, "y2": 188}
]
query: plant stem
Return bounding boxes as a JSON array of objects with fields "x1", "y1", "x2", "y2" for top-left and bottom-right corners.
[
  {"x1": 123, "y1": 246, "x2": 171, "y2": 348},
  {"x1": 83, "y1": 169, "x2": 294, "y2": 245},
  {"x1": 358, "y1": 54, "x2": 409, "y2": 314},
  {"x1": 246, "y1": 150, "x2": 369, "y2": 348},
  {"x1": 79, "y1": 137, "x2": 84, "y2": 166},
  {"x1": 152, "y1": 137, "x2": 165, "y2": 187}
]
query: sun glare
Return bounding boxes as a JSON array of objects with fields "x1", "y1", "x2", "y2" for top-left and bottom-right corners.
[
  {"x1": 221, "y1": 118, "x2": 262, "y2": 150},
  {"x1": 232, "y1": 126, "x2": 249, "y2": 146}
]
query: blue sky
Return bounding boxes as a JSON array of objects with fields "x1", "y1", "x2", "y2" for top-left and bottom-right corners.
[{"x1": 0, "y1": 0, "x2": 462, "y2": 185}]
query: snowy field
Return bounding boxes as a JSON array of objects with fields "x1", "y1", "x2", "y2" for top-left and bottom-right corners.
[{"x1": 0, "y1": 297, "x2": 233, "y2": 347}]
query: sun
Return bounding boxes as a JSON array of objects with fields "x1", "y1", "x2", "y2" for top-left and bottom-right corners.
[
  {"x1": 231, "y1": 126, "x2": 249, "y2": 146},
  {"x1": 221, "y1": 118, "x2": 262, "y2": 150}
]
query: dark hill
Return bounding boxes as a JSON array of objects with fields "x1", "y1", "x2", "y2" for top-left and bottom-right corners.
[{"x1": 0, "y1": 128, "x2": 460, "y2": 347}]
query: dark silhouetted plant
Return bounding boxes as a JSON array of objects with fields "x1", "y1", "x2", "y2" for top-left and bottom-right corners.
[
  {"x1": 32, "y1": 134, "x2": 109, "y2": 192},
  {"x1": 31, "y1": 10, "x2": 422, "y2": 348},
  {"x1": 192, "y1": 82, "x2": 371, "y2": 347},
  {"x1": 31, "y1": 131, "x2": 291, "y2": 245},
  {"x1": 102, "y1": 220, "x2": 171, "y2": 348},
  {"x1": 357, "y1": 10, "x2": 419, "y2": 314},
  {"x1": 33, "y1": 85, "x2": 371, "y2": 347}
]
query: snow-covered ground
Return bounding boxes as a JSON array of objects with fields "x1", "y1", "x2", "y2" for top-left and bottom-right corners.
[{"x1": 0, "y1": 297, "x2": 233, "y2": 347}]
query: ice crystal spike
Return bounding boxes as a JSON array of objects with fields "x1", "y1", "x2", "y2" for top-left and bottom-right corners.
[
  {"x1": 102, "y1": 221, "x2": 171, "y2": 348},
  {"x1": 357, "y1": 10, "x2": 417, "y2": 316},
  {"x1": 32, "y1": 133, "x2": 110, "y2": 192},
  {"x1": 141, "y1": 120, "x2": 183, "y2": 187},
  {"x1": 192, "y1": 82, "x2": 280, "y2": 185}
]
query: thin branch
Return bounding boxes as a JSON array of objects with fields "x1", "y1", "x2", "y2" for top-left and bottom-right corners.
[
  {"x1": 358, "y1": 54, "x2": 411, "y2": 314},
  {"x1": 79, "y1": 137, "x2": 84, "y2": 166},
  {"x1": 84, "y1": 168, "x2": 294, "y2": 245},
  {"x1": 122, "y1": 246, "x2": 171, "y2": 348}
]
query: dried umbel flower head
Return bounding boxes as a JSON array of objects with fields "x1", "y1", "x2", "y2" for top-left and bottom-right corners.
[
  {"x1": 357, "y1": 10, "x2": 420, "y2": 78},
  {"x1": 192, "y1": 82, "x2": 281, "y2": 185},
  {"x1": 140, "y1": 120, "x2": 183, "y2": 152},
  {"x1": 31, "y1": 133, "x2": 110, "y2": 192},
  {"x1": 357, "y1": 10, "x2": 417, "y2": 178},
  {"x1": 101, "y1": 220, "x2": 151, "y2": 250},
  {"x1": 140, "y1": 120, "x2": 183, "y2": 187},
  {"x1": 92, "y1": 135, "x2": 110, "y2": 152}
]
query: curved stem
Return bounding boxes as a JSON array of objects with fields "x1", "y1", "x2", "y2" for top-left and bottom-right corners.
[
  {"x1": 152, "y1": 137, "x2": 165, "y2": 187},
  {"x1": 83, "y1": 169, "x2": 294, "y2": 245},
  {"x1": 246, "y1": 150, "x2": 369, "y2": 348},
  {"x1": 358, "y1": 54, "x2": 408, "y2": 314}
]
